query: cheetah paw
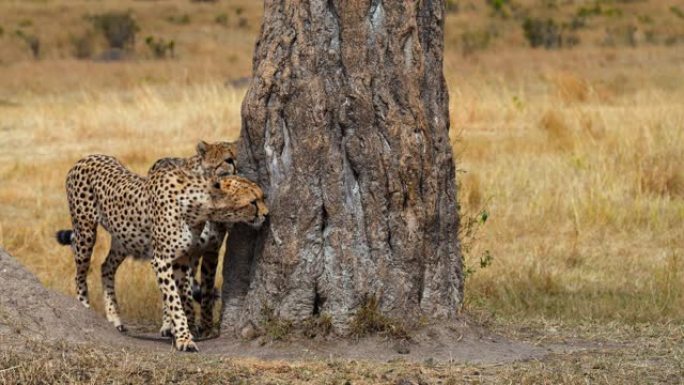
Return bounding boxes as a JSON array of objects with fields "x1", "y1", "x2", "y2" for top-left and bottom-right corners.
[
  {"x1": 174, "y1": 337, "x2": 198, "y2": 352},
  {"x1": 160, "y1": 325, "x2": 173, "y2": 338}
]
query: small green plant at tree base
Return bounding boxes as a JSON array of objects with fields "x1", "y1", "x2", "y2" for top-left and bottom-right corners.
[
  {"x1": 350, "y1": 295, "x2": 410, "y2": 340},
  {"x1": 301, "y1": 313, "x2": 333, "y2": 339},
  {"x1": 260, "y1": 305, "x2": 293, "y2": 341},
  {"x1": 145, "y1": 36, "x2": 175, "y2": 59},
  {"x1": 14, "y1": 30, "x2": 40, "y2": 59},
  {"x1": 459, "y1": 206, "x2": 494, "y2": 280},
  {"x1": 90, "y1": 11, "x2": 139, "y2": 50}
]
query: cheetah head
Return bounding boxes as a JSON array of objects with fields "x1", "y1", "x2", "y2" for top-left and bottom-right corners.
[
  {"x1": 197, "y1": 140, "x2": 238, "y2": 178},
  {"x1": 208, "y1": 175, "x2": 269, "y2": 227}
]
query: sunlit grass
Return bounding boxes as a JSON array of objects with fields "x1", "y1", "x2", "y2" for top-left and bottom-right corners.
[
  {"x1": 452, "y1": 48, "x2": 684, "y2": 324},
  {"x1": 0, "y1": 0, "x2": 682, "y2": 331}
]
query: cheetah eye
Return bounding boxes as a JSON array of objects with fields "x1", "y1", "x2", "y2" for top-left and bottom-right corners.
[{"x1": 225, "y1": 157, "x2": 235, "y2": 165}]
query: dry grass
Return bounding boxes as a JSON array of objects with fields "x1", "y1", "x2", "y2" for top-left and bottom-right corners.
[
  {"x1": 0, "y1": 0, "x2": 681, "y2": 330},
  {"x1": 0, "y1": 81, "x2": 243, "y2": 323},
  {"x1": 450, "y1": 47, "x2": 684, "y2": 325},
  {"x1": 0, "y1": 324, "x2": 681, "y2": 384},
  {"x1": 0, "y1": 0, "x2": 683, "y2": 382}
]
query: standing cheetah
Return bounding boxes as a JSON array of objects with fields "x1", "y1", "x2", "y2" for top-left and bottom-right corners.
[
  {"x1": 57, "y1": 154, "x2": 267, "y2": 351},
  {"x1": 58, "y1": 141, "x2": 238, "y2": 336},
  {"x1": 148, "y1": 140, "x2": 238, "y2": 335}
]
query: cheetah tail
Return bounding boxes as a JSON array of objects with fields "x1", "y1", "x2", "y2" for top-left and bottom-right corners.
[{"x1": 56, "y1": 229, "x2": 74, "y2": 245}]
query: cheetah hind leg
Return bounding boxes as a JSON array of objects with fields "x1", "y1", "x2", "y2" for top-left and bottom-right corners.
[
  {"x1": 70, "y1": 225, "x2": 97, "y2": 309},
  {"x1": 101, "y1": 247, "x2": 127, "y2": 332},
  {"x1": 199, "y1": 250, "x2": 220, "y2": 338}
]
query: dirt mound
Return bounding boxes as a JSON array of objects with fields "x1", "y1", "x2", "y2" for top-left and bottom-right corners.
[{"x1": 0, "y1": 248, "x2": 124, "y2": 347}]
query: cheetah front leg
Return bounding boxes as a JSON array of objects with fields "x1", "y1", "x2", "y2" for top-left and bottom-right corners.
[
  {"x1": 159, "y1": 305, "x2": 173, "y2": 338},
  {"x1": 173, "y1": 255, "x2": 198, "y2": 335},
  {"x1": 71, "y1": 226, "x2": 97, "y2": 308},
  {"x1": 101, "y1": 247, "x2": 127, "y2": 332},
  {"x1": 159, "y1": 263, "x2": 196, "y2": 339},
  {"x1": 151, "y1": 253, "x2": 197, "y2": 352},
  {"x1": 199, "y1": 249, "x2": 220, "y2": 336}
]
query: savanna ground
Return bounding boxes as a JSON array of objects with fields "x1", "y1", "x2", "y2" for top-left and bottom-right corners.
[{"x1": 1, "y1": 0, "x2": 683, "y2": 383}]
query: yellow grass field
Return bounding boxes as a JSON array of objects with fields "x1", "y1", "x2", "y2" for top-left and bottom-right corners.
[{"x1": 1, "y1": 0, "x2": 683, "y2": 383}]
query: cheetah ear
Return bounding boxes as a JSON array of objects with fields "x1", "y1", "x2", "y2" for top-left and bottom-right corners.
[{"x1": 197, "y1": 140, "x2": 209, "y2": 157}]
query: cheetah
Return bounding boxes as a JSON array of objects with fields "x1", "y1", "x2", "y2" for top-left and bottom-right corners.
[
  {"x1": 56, "y1": 154, "x2": 267, "y2": 351},
  {"x1": 58, "y1": 140, "x2": 238, "y2": 337},
  {"x1": 148, "y1": 140, "x2": 237, "y2": 178},
  {"x1": 149, "y1": 140, "x2": 239, "y2": 335}
]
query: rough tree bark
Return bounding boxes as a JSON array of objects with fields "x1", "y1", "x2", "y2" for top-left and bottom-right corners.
[{"x1": 221, "y1": 0, "x2": 462, "y2": 334}]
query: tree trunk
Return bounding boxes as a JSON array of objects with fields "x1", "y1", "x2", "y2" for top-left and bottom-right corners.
[{"x1": 222, "y1": 0, "x2": 462, "y2": 334}]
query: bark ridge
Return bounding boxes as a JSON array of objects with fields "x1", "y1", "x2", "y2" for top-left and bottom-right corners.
[{"x1": 222, "y1": 0, "x2": 462, "y2": 333}]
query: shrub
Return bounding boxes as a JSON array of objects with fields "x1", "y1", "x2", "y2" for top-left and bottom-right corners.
[
  {"x1": 486, "y1": 0, "x2": 512, "y2": 18},
  {"x1": 14, "y1": 30, "x2": 40, "y2": 59},
  {"x1": 577, "y1": 4, "x2": 622, "y2": 19},
  {"x1": 144, "y1": 36, "x2": 175, "y2": 59},
  {"x1": 215, "y1": 13, "x2": 229, "y2": 26},
  {"x1": 569, "y1": 16, "x2": 587, "y2": 30},
  {"x1": 461, "y1": 29, "x2": 492, "y2": 56},
  {"x1": 523, "y1": 18, "x2": 562, "y2": 49},
  {"x1": 90, "y1": 11, "x2": 139, "y2": 50},
  {"x1": 446, "y1": 0, "x2": 459, "y2": 13},
  {"x1": 602, "y1": 25, "x2": 638, "y2": 47},
  {"x1": 70, "y1": 33, "x2": 94, "y2": 59},
  {"x1": 166, "y1": 14, "x2": 191, "y2": 25},
  {"x1": 671, "y1": 6, "x2": 684, "y2": 20},
  {"x1": 576, "y1": 4, "x2": 602, "y2": 18}
]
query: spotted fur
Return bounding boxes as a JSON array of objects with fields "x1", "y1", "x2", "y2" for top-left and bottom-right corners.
[
  {"x1": 58, "y1": 154, "x2": 267, "y2": 352},
  {"x1": 148, "y1": 140, "x2": 238, "y2": 336}
]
